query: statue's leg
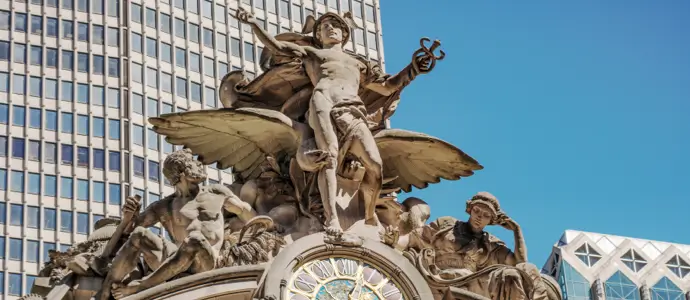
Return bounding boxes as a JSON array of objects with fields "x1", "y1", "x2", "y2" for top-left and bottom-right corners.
[
  {"x1": 111, "y1": 231, "x2": 212, "y2": 299},
  {"x1": 348, "y1": 122, "x2": 383, "y2": 226},
  {"x1": 188, "y1": 231, "x2": 218, "y2": 273},
  {"x1": 307, "y1": 91, "x2": 341, "y2": 235},
  {"x1": 101, "y1": 227, "x2": 169, "y2": 300},
  {"x1": 517, "y1": 263, "x2": 551, "y2": 300},
  {"x1": 488, "y1": 268, "x2": 528, "y2": 300}
]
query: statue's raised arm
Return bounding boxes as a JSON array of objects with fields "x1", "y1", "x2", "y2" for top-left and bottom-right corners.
[
  {"x1": 235, "y1": 7, "x2": 306, "y2": 58},
  {"x1": 365, "y1": 38, "x2": 445, "y2": 97}
]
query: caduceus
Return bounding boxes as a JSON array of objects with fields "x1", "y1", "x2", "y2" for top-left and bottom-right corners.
[{"x1": 412, "y1": 37, "x2": 446, "y2": 74}]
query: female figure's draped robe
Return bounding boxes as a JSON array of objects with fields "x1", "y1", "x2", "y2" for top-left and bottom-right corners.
[{"x1": 424, "y1": 218, "x2": 550, "y2": 300}]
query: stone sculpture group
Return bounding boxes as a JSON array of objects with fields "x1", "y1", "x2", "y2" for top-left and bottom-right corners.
[{"x1": 24, "y1": 8, "x2": 563, "y2": 300}]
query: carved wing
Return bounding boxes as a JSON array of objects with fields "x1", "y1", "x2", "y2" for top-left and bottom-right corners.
[
  {"x1": 375, "y1": 129, "x2": 483, "y2": 193},
  {"x1": 149, "y1": 108, "x2": 299, "y2": 180}
]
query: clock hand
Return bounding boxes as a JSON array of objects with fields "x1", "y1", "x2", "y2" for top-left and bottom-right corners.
[
  {"x1": 323, "y1": 285, "x2": 339, "y2": 300},
  {"x1": 348, "y1": 277, "x2": 364, "y2": 300},
  {"x1": 361, "y1": 291, "x2": 375, "y2": 300}
]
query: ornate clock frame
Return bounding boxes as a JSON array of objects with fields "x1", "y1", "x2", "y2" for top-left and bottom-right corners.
[{"x1": 259, "y1": 233, "x2": 434, "y2": 300}]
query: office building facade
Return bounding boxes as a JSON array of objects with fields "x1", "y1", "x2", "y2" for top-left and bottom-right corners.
[
  {"x1": 0, "y1": 0, "x2": 384, "y2": 298},
  {"x1": 542, "y1": 230, "x2": 690, "y2": 300}
]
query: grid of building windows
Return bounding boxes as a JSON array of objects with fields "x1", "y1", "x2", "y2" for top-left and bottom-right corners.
[{"x1": 0, "y1": 0, "x2": 385, "y2": 297}]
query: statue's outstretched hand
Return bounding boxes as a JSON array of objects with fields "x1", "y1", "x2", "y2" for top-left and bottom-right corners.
[
  {"x1": 122, "y1": 196, "x2": 141, "y2": 217},
  {"x1": 380, "y1": 225, "x2": 400, "y2": 246},
  {"x1": 235, "y1": 7, "x2": 256, "y2": 24},
  {"x1": 411, "y1": 38, "x2": 445, "y2": 74},
  {"x1": 412, "y1": 54, "x2": 433, "y2": 74}
]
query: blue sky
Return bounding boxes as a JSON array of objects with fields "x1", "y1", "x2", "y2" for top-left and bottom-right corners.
[{"x1": 378, "y1": 0, "x2": 690, "y2": 265}]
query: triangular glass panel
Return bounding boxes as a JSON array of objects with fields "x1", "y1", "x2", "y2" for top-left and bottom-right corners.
[
  {"x1": 660, "y1": 276, "x2": 675, "y2": 290},
  {"x1": 621, "y1": 250, "x2": 633, "y2": 260},
  {"x1": 590, "y1": 256, "x2": 601, "y2": 266},
  {"x1": 588, "y1": 246, "x2": 601, "y2": 256},
  {"x1": 651, "y1": 277, "x2": 683, "y2": 299},
  {"x1": 678, "y1": 256, "x2": 690, "y2": 267},
  {"x1": 575, "y1": 244, "x2": 588, "y2": 254},
  {"x1": 576, "y1": 254, "x2": 589, "y2": 265},
  {"x1": 634, "y1": 261, "x2": 647, "y2": 272},
  {"x1": 620, "y1": 286, "x2": 637, "y2": 298},
  {"x1": 632, "y1": 250, "x2": 645, "y2": 261},
  {"x1": 606, "y1": 284, "x2": 623, "y2": 298},
  {"x1": 666, "y1": 256, "x2": 679, "y2": 266},
  {"x1": 604, "y1": 271, "x2": 640, "y2": 300},
  {"x1": 680, "y1": 267, "x2": 690, "y2": 278},
  {"x1": 608, "y1": 271, "x2": 622, "y2": 283}
]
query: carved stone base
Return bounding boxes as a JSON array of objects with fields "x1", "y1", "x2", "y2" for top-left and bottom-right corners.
[
  {"x1": 347, "y1": 219, "x2": 384, "y2": 242},
  {"x1": 323, "y1": 231, "x2": 364, "y2": 247}
]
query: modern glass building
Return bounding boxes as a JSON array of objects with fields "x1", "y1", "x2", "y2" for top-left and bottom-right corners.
[
  {"x1": 542, "y1": 230, "x2": 690, "y2": 300},
  {"x1": 0, "y1": 0, "x2": 385, "y2": 297}
]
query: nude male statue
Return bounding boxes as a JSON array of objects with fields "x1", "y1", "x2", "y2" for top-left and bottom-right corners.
[
  {"x1": 236, "y1": 7, "x2": 430, "y2": 236},
  {"x1": 104, "y1": 149, "x2": 256, "y2": 299}
]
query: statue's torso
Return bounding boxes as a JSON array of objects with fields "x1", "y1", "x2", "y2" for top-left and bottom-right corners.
[
  {"x1": 303, "y1": 47, "x2": 368, "y2": 102},
  {"x1": 432, "y1": 232, "x2": 480, "y2": 271},
  {"x1": 431, "y1": 222, "x2": 497, "y2": 272},
  {"x1": 164, "y1": 191, "x2": 226, "y2": 252}
]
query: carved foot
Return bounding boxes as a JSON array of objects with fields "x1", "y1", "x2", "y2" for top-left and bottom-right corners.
[
  {"x1": 364, "y1": 216, "x2": 379, "y2": 227},
  {"x1": 112, "y1": 280, "x2": 143, "y2": 299},
  {"x1": 324, "y1": 219, "x2": 343, "y2": 237}
]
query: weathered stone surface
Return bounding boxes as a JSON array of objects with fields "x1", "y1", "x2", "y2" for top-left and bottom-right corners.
[
  {"x1": 27, "y1": 7, "x2": 559, "y2": 300},
  {"x1": 383, "y1": 192, "x2": 562, "y2": 300}
]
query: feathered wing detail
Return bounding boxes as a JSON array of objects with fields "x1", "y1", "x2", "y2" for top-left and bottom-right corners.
[
  {"x1": 375, "y1": 129, "x2": 483, "y2": 193},
  {"x1": 149, "y1": 108, "x2": 300, "y2": 181},
  {"x1": 301, "y1": 15, "x2": 317, "y2": 35}
]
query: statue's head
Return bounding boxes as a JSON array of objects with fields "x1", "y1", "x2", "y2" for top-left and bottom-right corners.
[
  {"x1": 313, "y1": 12, "x2": 350, "y2": 47},
  {"x1": 465, "y1": 192, "x2": 501, "y2": 232},
  {"x1": 163, "y1": 148, "x2": 207, "y2": 186},
  {"x1": 402, "y1": 197, "x2": 431, "y2": 229}
]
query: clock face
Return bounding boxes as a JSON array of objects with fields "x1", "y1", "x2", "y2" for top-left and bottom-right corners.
[{"x1": 286, "y1": 257, "x2": 405, "y2": 300}]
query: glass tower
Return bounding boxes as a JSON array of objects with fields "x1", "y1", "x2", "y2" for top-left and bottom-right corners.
[
  {"x1": 542, "y1": 230, "x2": 690, "y2": 300},
  {"x1": 0, "y1": 0, "x2": 385, "y2": 297}
]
